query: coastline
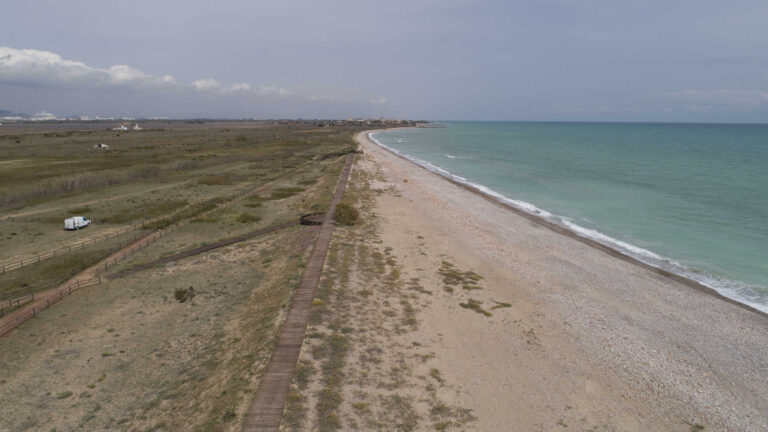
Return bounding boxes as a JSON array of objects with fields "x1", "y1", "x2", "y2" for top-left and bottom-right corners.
[
  {"x1": 354, "y1": 128, "x2": 768, "y2": 430},
  {"x1": 361, "y1": 129, "x2": 767, "y2": 318}
]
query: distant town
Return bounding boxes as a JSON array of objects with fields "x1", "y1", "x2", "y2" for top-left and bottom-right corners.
[{"x1": 0, "y1": 109, "x2": 421, "y2": 128}]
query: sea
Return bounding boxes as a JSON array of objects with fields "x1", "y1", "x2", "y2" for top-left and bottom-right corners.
[{"x1": 370, "y1": 122, "x2": 768, "y2": 313}]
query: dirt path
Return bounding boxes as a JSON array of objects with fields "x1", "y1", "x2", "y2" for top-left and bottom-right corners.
[{"x1": 243, "y1": 154, "x2": 355, "y2": 432}]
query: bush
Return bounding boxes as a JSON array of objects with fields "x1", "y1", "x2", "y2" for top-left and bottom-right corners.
[
  {"x1": 235, "y1": 212, "x2": 260, "y2": 223},
  {"x1": 174, "y1": 286, "x2": 195, "y2": 303},
  {"x1": 333, "y1": 203, "x2": 359, "y2": 226}
]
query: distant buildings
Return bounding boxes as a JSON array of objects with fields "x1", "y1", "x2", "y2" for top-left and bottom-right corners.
[
  {"x1": 112, "y1": 122, "x2": 143, "y2": 131},
  {"x1": 31, "y1": 111, "x2": 57, "y2": 121}
]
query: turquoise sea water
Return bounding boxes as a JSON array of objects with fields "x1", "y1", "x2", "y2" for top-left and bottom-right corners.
[{"x1": 371, "y1": 122, "x2": 768, "y2": 312}]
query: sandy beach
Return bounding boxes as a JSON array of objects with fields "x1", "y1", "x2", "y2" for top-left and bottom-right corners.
[{"x1": 352, "y1": 130, "x2": 768, "y2": 431}]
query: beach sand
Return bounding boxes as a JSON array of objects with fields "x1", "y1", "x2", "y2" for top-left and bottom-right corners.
[{"x1": 352, "y1": 130, "x2": 768, "y2": 431}]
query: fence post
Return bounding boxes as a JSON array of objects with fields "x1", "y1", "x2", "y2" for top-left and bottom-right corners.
[
  {"x1": 99, "y1": 275, "x2": 101, "y2": 284},
  {"x1": 77, "y1": 280, "x2": 80, "y2": 289},
  {"x1": 37, "y1": 255, "x2": 40, "y2": 263}
]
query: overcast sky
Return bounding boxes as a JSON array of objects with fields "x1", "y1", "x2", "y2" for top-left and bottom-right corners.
[{"x1": 1, "y1": 0, "x2": 768, "y2": 121}]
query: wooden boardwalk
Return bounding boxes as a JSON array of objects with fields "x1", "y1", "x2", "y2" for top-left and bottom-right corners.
[{"x1": 243, "y1": 154, "x2": 355, "y2": 432}]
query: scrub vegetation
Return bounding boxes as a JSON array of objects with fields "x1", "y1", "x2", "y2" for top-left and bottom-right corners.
[{"x1": 0, "y1": 120, "x2": 370, "y2": 432}]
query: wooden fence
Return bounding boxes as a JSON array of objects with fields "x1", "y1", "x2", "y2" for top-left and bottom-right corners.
[
  {"x1": 0, "y1": 276, "x2": 101, "y2": 336},
  {"x1": 0, "y1": 162, "x2": 309, "y2": 275},
  {"x1": 0, "y1": 160, "x2": 318, "y2": 335},
  {"x1": 0, "y1": 217, "x2": 106, "y2": 223},
  {"x1": 0, "y1": 223, "x2": 145, "y2": 274}
]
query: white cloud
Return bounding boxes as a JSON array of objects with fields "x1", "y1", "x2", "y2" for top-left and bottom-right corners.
[
  {"x1": 369, "y1": 97, "x2": 388, "y2": 105},
  {"x1": 0, "y1": 46, "x2": 290, "y2": 98},
  {"x1": 664, "y1": 89, "x2": 768, "y2": 106},
  {"x1": 192, "y1": 78, "x2": 223, "y2": 92},
  {"x1": 228, "y1": 82, "x2": 252, "y2": 92}
]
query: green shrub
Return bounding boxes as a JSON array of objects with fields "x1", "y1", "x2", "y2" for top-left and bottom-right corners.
[
  {"x1": 235, "y1": 213, "x2": 260, "y2": 223},
  {"x1": 174, "y1": 286, "x2": 196, "y2": 303},
  {"x1": 267, "y1": 187, "x2": 304, "y2": 200},
  {"x1": 333, "y1": 203, "x2": 359, "y2": 226}
]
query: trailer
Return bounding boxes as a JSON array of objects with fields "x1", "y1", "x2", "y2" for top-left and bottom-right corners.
[{"x1": 64, "y1": 216, "x2": 91, "y2": 230}]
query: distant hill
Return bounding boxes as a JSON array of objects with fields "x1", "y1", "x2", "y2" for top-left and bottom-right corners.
[{"x1": 0, "y1": 109, "x2": 29, "y2": 118}]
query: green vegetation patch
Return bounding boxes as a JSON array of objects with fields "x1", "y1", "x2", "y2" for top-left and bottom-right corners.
[
  {"x1": 438, "y1": 261, "x2": 484, "y2": 289},
  {"x1": 174, "y1": 286, "x2": 196, "y2": 303},
  {"x1": 142, "y1": 201, "x2": 216, "y2": 230},
  {"x1": 0, "y1": 243, "x2": 120, "y2": 298},
  {"x1": 316, "y1": 332, "x2": 349, "y2": 432},
  {"x1": 490, "y1": 300, "x2": 512, "y2": 310},
  {"x1": 67, "y1": 206, "x2": 91, "y2": 215},
  {"x1": 459, "y1": 298, "x2": 492, "y2": 317},
  {"x1": 56, "y1": 391, "x2": 73, "y2": 399},
  {"x1": 267, "y1": 187, "x2": 304, "y2": 200},
  {"x1": 333, "y1": 203, "x2": 359, "y2": 226},
  {"x1": 103, "y1": 200, "x2": 189, "y2": 223},
  {"x1": 235, "y1": 212, "x2": 260, "y2": 223},
  {"x1": 0, "y1": 164, "x2": 161, "y2": 212}
]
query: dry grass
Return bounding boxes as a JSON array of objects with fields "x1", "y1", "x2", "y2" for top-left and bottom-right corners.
[
  {"x1": 0, "y1": 165, "x2": 161, "y2": 211},
  {"x1": 0, "y1": 121, "x2": 371, "y2": 431},
  {"x1": 198, "y1": 175, "x2": 232, "y2": 185}
]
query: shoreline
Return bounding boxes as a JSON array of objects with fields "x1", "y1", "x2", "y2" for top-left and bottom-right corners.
[
  {"x1": 358, "y1": 129, "x2": 768, "y2": 319},
  {"x1": 355, "y1": 128, "x2": 768, "y2": 430}
]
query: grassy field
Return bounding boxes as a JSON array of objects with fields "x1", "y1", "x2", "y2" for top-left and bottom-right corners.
[{"x1": 0, "y1": 120, "x2": 369, "y2": 431}]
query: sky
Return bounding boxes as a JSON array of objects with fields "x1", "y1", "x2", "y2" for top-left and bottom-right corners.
[{"x1": 1, "y1": 0, "x2": 768, "y2": 122}]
